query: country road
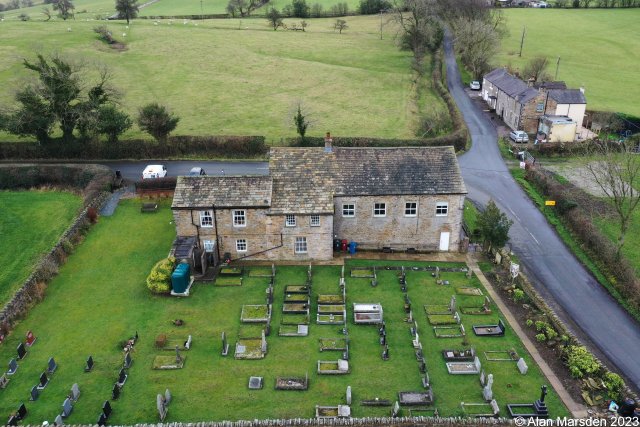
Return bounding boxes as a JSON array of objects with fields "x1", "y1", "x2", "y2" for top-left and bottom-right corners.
[{"x1": 443, "y1": 32, "x2": 640, "y2": 391}]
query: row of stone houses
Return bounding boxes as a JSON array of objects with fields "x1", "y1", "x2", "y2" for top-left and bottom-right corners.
[
  {"x1": 171, "y1": 145, "x2": 467, "y2": 266},
  {"x1": 481, "y1": 68, "x2": 587, "y2": 140}
]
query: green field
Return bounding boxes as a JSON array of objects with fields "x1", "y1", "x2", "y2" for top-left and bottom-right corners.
[
  {"x1": 498, "y1": 9, "x2": 640, "y2": 117},
  {"x1": 0, "y1": 199, "x2": 568, "y2": 423},
  {"x1": 0, "y1": 0, "x2": 116, "y2": 19},
  {"x1": 0, "y1": 191, "x2": 82, "y2": 306},
  {"x1": 139, "y1": 0, "x2": 362, "y2": 16},
  {"x1": 0, "y1": 15, "x2": 436, "y2": 142}
]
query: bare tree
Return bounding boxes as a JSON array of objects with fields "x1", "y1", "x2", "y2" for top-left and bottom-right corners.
[
  {"x1": 226, "y1": 0, "x2": 268, "y2": 17},
  {"x1": 265, "y1": 7, "x2": 283, "y2": 30},
  {"x1": 523, "y1": 56, "x2": 549, "y2": 82},
  {"x1": 392, "y1": 0, "x2": 442, "y2": 58},
  {"x1": 585, "y1": 143, "x2": 640, "y2": 258},
  {"x1": 53, "y1": 0, "x2": 75, "y2": 20},
  {"x1": 333, "y1": 18, "x2": 348, "y2": 33},
  {"x1": 452, "y1": 17, "x2": 501, "y2": 80},
  {"x1": 42, "y1": 6, "x2": 52, "y2": 20}
]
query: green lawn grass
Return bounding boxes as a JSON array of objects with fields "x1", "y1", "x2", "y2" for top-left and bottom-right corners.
[
  {"x1": 139, "y1": 0, "x2": 362, "y2": 16},
  {"x1": 0, "y1": 0, "x2": 116, "y2": 19},
  {"x1": 498, "y1": 9, "x2": 640, "y2": 117},
  {"x1": 0, "y1": 190, "x2": 82, "y2": 306},
  {"x1": 0, "y1": 15, "x2": 439, "y2": 143},
  {"x1": 0, "y1": 199, "x2": 569, "y2": 423}
]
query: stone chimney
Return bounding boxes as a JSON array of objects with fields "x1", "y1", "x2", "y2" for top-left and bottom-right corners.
[{"x1": 324, "y1": 132, "x2": 333, "y2": 153}]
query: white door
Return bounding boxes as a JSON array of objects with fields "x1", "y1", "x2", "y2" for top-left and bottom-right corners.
[{"x1": 439, "y1": 232, "x2": 450, "y2": 251}]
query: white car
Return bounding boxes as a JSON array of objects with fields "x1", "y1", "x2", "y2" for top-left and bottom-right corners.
[
  {"x1": 142, "y1": 164, "x2": 167, "y2": 179},
  {"x1": 509, "y1": 130, "x2": 529, "y2": 143},
  {"x1": 470, "y1": 81, "x2": 481, "y2": 90}
]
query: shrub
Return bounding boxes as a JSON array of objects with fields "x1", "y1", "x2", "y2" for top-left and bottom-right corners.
[
  {"x1": 565, "y1": 345, "x2": 601, "y2": 378},
  {"x1": 535, "y1": 333, "x2": 547, "y2": 342},
  {"x1": 61, "y1": 239, "x2": 74, "y2": 255},
  {"x1": 146, "y1": 257, "x2": 176, "y2": 294},
  {"x1": 87, "y1": 207, "x2": 98, "y2": 224},
  {"x1": 545, "y1": 326, "x2": 558, "y2": 340},
  {"x1": 603, "y1": 372, "x2": 625, "y2": 401},
  {"x1": 513, "y1": 288, "x2": 525, "y2": 303},
  {"x1": 526, "y1": 319, "x2": 534, "y2": 327},
  {"x1": 535, "y1": 320, "x2": 549, "y2": 332}
]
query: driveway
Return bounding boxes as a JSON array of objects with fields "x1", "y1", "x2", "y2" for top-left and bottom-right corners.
[{"x1": 443, "y1": 31, "x2": 640, "y2": 392}]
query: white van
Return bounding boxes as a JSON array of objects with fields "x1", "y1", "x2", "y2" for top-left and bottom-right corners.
[{"x1": 142, "y1": 164, "x2": 167, "y2": 179}]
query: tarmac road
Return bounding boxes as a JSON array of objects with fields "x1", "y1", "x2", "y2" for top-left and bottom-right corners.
[
  {"x1": 443, "y1": 31, "x2": 640, "y2": 391},
  {"x1": 101, "y1": 160, "x2": 269, "y2": 180}
]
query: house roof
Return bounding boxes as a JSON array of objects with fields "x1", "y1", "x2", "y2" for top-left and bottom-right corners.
[
  {"x1": 534, "y1": 81, "x2": 567, "y2": 90},
  {"x1": 548, "y1": 89, "x2": 586, "y2": 104},
  {"x1": 172, "y1": 175, "x2": 272, "y2": 209},
  {"x1": 268, "y1": 146, "x2": 467, "y2": 214},
  {"x1": 483, "y1": 68, "x2": 540, "y2": 105}
]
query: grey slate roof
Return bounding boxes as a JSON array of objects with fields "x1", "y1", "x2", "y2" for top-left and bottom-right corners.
[
  {"x1": 484, "y1": 68, "x2": 540, "y2": 105},
  {"x1": 172, "y1": 175, "x2": 272, "y2": 208},
  {"x1": 548, "y1": 89, "x2": 586, "y2": 104},
  {"x1": 268, "y1": 146, "x2": 467, "y2": 214}
]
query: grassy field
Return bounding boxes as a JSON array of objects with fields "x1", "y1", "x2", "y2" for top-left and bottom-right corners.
[
  {"x1": 0, "y1": 190, "x2": 82, "y2": 306},
  {"x1": 139, "y1": 0, "x2": 362, "y2": 16},
  {"x1": 498, "y1": 9, "x2": 640, "y2": 117},
  {"x1": 0, "y1": 199, "x2": 569, "y2": 423},
  {"x1": 0, "y1": 0, "x2": 116, "y2": 19},
  {"x1": 0, "y1": 14, "x2": 437, "y2": 142}
]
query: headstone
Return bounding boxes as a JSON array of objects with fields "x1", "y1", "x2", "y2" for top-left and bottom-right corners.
[
  {"x1": 25, "y1": 330, "x2": 36, "y2": 346},
  {"x1": 0, "y1": 373, "x2": 9, "y2": 388},
  {"x1": 102, "y1": 400, "x2": 112, "y2": 418},
  {"x1": 540, "y1": 384, "x2": 548, "y2": 403},
  {"x1": 117, "y1": 368, "x2": 127, "y2": 386},
  {"x1": 480, "y1": 370, "x2": 486, "y2": 386},
  {"x1": 422, "y1": 373, "x2": 430, "y2": 388},
  {"x1": 261, "y1": 331, "x2": 267, "y2": 353},
  {"x1": 7, "y1": 358, "x2": 18, "y2": 375},
  {"x1": 48, "y1": 357, "x2": 57, "y2": 374},
  {"x1": 380, "y1": 335, "x2": 386, "y2": 346},
  {"x1": 17, "y1": 403, "x2": 27, "y2": 420},
  {"x1": 517, "y1": 358, "x2": 528, "y2": 375},
  {"x1": 454, "y1": 312, "x2": 461, "y2": 324},
  {"x1": 483, "y1": 374, "x2": 494, "y2": 401},
  {"x1": 70, "y1": 383, "x2": 80, "y2": 401},
  {"x1": 346, "y1": 386, "x2": 352, "y2": 405},
  {"x1": 97, "y1": 412, "x2": 107, "y2": 426},
  {"x1": 221, "y1": 332, "x2": 229, "y2": 356},
  {"x1": 450, "y1": 295, "x2": 457, "y2": 312},
  {"x1": 124, "y1": 352, "x2": 132, "y2": 369},
  {"x1": 17, "y1": 342, "x2": 27, "y2": 360},
  {"x1": 419, "y1": 359, "x2": 426, "y2": 373},
  {"x1": 382, "y1": 345, "x2": 389, "y2": 361},
  {"x1": 37, "y1": 371, "x2": 49, "y2": 389},
  {"x1": 30, "y1": 384, "x2": 39, "y2": 401},
  {"x1": 392, "y1": 401, "x2": 400, "y2": 418},
  {"x1": 435, "y1": 266, "x2": 440, "y2": 278},
  {"x1": 165, "y1": 388, "x2": 172, "y2": 404},
  {"x1": 85, "y1": 355, "x2": 94, "y2": 372},
  {"x1": 54, "y1": 414, "x2": 64, "y2": 426},
  {"x1": 342, "y1": 348, "x2": 349, "y2": 361},
  {"x1": 61, "y1": 398, "x2": 73, "y2": 417},
  {"x1": 184, "y1": 335, "x2": 192, "y2": 349},
  {"x1": 111, "y1": 383, "x2": 120, "y2": 400},
  {"x1": 341, "y1": 265, "x2": 344, "y2": 279},
  {"x1": 157, "y1": 394, "x2": 167, "y2": 421},
  {"x1": 7, "y1": 416, "x2": 18, "y2": 426}
]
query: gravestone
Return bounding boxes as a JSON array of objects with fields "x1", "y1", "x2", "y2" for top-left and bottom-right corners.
[
  {"x1": 382, "y1": 345, "x2": 389, "y2": 361},
  {"x1": 48, "y1": 357, "x2": 58, "y2": 375},
  {"x1": 341, "y1": 265, "x2": 344, "y2": 279},
  {"x1": 30, "y1": 384, "x2": 39, "y2": 401},
  {"x1": 184, "y1": 335, "x2": 192, "y2": 349},
  {"x1": 54, "y1": 414, "x2": 64, "y2": 426},
  {"x1": 248, "y1": 377, "x2": 263, "y2": 389},
  {"x1": 517, "y1": 358, "x2": 528, "y2": 375},
  {"x1": 346, "y1": 386, "x2": 352, "y2": 405},
  {"x1": 117, "y1": 368, "x2": 127, "y2": 387},
  {"x1": 123, "y1": 352, "x2": 132, "y2": 369},
  {"x1": 25, "y1": 330, "x2": 36, "y2": 346},
  {"x1": 0, "y1": 373, "x2": 9, "y2": 388},
  {"x1": 7, "y1": 416, "x2": 18, "y2": 426},
  {"x1": 392, "y1": 401, "x2": 400, "y2": 418},
  {"x1": 261, "y1": 331, "x2": 267, "y2": 353},
  {"x1": 419, "y1": 359, "x2": 426, "y2": 373},
  {"x1": 422, "y1": 373, "x2": 430, "y2": 389},
  {"x1": 221, "y1": 332, "x2": 229, "y2": 356},
  {"x1": 102, "y1": 400, "x2": 112, "y2": 418},
  {"x1": 37, "y1": 371, "x2": 49, "y2": 390},
  {"x1": 435, "y1": 266, "x2": 440, "y2": 278},
  {"x1": 70, "y1": 383, "x2": 80, "y2": 401},
  {"x1": 450, "y1": 295, "x2": 457, "y2": 312},
  {"x1": 17, "y1": 343, "x2": 27, "y2": 360},
  {"x1": 97, "y1": 412, "x2": 107, "y2": 426},
  {"x1": 165, "y1": 388, "x2": 172, "y2": 405},
  {"x1": 85, "y1": 355, "x2": 94, "y2": 372},
  {"x1": 407, "y1": 310, "x2": 413, "y2": 323},
  {"x1": 342, "y1": 347, "x2": 349, "y2": 361},
  {"x1": 480, "y1": 370, "x2": 486, "y2": 386},
  {"x1": 7, "y1": 358, "x2": 18, "y2": 375},
  {"x1": 380, "y1": 335, "x2": 386, "y2": 346},
  {"x1": 61, "y1": 398, "x2": 73, "y2": 418},
  {"x1": 157, "y1": 394, "x2": 167, "y2": 421},
  {"x1": 483, "y1": 374, "x2": 494, "y2": 401},
  {"x1": 111, "y1": 383, "x2": 120, "y2": 400},
  {"x1": 17, "y1": 403, "x2": 27, "y2": 420}
]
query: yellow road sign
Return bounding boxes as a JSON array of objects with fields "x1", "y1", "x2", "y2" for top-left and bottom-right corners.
[{"x1": 545, "y1": 201, "x2": 556, "y2": 206}]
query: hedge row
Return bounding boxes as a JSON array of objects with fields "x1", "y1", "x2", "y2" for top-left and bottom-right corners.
[
  {"x1": 0, "y1": 135, "x2": 268, "y2": 160},
  {"x1": 524, "y1": 167, "x2": 640, "y2": 311},
  {"x1": 135, "y1": 176, "x2": 178, "y2": 191},
  {"x1": 0, "y1": 164, "x2": 114, "y2": 206}
]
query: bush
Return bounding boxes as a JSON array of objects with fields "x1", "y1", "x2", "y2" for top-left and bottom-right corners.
[
  {"x1": 526, "y1": 319, "x2": 534, "y2": 327},
  {"x1": 565, "y1": 345, "x2": 601, "y2": 378},
  {"x1": 146, "y1": 257, "x2": 176, "y2": 294},
  {"x1": 513, "y1": 288, "x2": 525, "y2": 303},
  {"x1": 61, "y1": 239, "x2": 74, "y2": 255},
  {"x1": 535, "y1": 333, "x2": 547, "y2": 342},
  {"x1": 545, "y1": 326, "x2": 558, "y2": 340},
  {"x1": 603, "y1": 372, "x2": 625, "y2": 401},
  {"x1": 535, "y1": 320, "x2": 549, "y2": 332}
]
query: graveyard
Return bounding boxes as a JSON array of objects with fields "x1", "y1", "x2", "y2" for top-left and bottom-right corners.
[{"x1": 0, "y1": 200, "x2": 569, "y2": 423}]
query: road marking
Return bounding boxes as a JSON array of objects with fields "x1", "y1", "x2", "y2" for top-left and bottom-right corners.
[
  {"x1": 524, "y1": 227, "x2": 540, "y2": 245},
  {"x1": 507, "y1": 207, "x2": 521, "y2": 222}
]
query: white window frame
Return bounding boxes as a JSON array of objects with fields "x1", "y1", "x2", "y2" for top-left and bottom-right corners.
[
  {"x1": 232, "y1": 210, "x2": 246, "y2": 227},
  {"x1": 373, "y1": 202, "x2": 386, "y2": 217},
  {"x1": 294, "y1": 237, "x2": 307, "y2": 254},
  {"x1": 203, "y1": 240, "x2": 215, "y2": 253},
  {"x1": 236, "y1": 239, "x2": 247, "y2": 253},
  {"x1": 200, "y1": 210, "x2": 213, "y2": 227},
  {"x1": 310, "y1": 215, "x2": 320, "y2": 227},
  {"x1": 285, "y1": 214, "x2": 296, "y2": 227},
  {"x1": 405, "y1": 201, "x2": 418, "y2": 217},
  {"x1": 342, "y1": 204, "x2": 355, "y2": 217},
  {"x1": 536, "y1": 102, "x2": 544, "y2": 113},
  {"x1": 436, "y1": 202, "x2": 449, "y2": 217}
]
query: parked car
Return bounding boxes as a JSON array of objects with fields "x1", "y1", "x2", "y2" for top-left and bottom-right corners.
[
  {"x1": 142, "y1": 164, "x2": 167, "y2": 179},
  {"x1": 470, "y1": 80, "x2": 481, "y2": 90},
  {"x1": 509, "y1": 130, "x2": 529, "y2": 143},
  {"x1": 188, "y1": 167, "x2": 207, "y2": 177}
]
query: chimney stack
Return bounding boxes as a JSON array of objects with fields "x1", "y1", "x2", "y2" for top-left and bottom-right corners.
[{"x1": 324, "y1": 132, "x2": 333, "y2": 153}]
